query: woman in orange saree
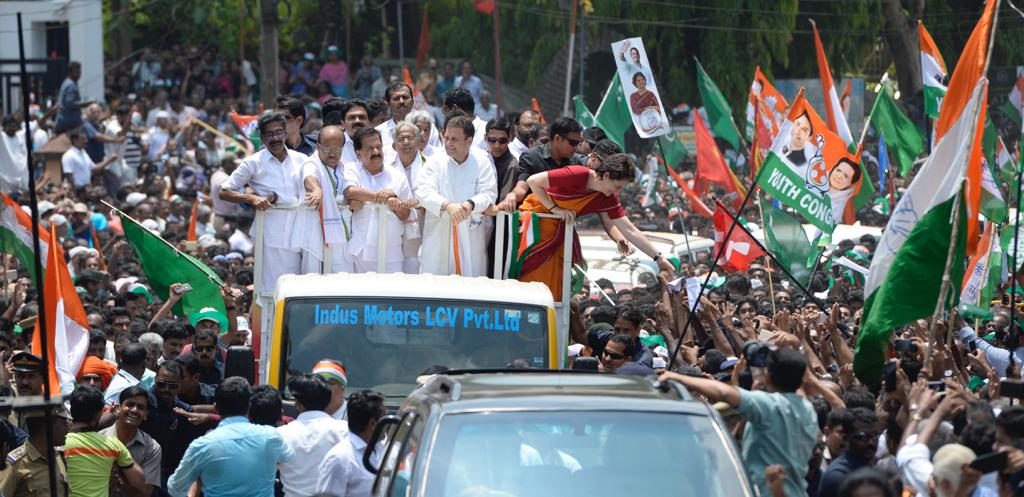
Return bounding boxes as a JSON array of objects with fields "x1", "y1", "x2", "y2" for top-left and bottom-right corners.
[{"x1": 517, "y1": 154, "x2": 675, "y2": 299}]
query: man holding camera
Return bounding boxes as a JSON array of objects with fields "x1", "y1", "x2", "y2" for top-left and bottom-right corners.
[{"x1": 659, "y1": 347, "x2": 818, "y2": 497}]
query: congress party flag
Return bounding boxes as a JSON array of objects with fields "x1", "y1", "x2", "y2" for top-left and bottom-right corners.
[
  {"x1": 869, "y1": 89, "x2": 924, "y2": 177},
  {"x1": 1001, "y1": 71, "x2": 1023, "y2": 127},
  {"x1": 755, "y1": 90, "x2": 862, "y2": 233},
  {"x1": 593, "y1": 74, "x2": 632, "y2": 149},
  {"x1": 611, "y1": 38, "x2": 670, "y2": 138},
  {"x1": 919, "y1": 21, "x2": 948, "y2": 120},
  {"x1": 32, "y1": 227, "x2": 89, "y2": 395},
  {"x1": 960, "y1": 222, "x2": 997, "y2": 318},
  {"x1": 811, "y1": 20, "x2": 854, "y2": 148},
  {"x1": 0, "y1": 194, "x2": 48, "y2": 283},
  {"x1": 745, "y1": 67, "x2": 788, "y2": 143},
  {"x1": 696, "y1": 58, "x2": 743, "y2": 149}
]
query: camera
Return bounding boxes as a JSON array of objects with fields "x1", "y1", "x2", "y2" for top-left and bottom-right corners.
[{"x1": 742, "y1": 340, "x2": 771, "y2": 368}]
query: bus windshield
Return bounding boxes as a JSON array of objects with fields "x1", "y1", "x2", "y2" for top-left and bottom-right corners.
[{"x1": 281, "y1": 297, "x2": 550, "y2": 399}]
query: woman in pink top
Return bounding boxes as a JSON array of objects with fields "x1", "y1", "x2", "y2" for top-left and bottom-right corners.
[{"x1": 319, "y1": 46, "x2": 349, "y2": 97}]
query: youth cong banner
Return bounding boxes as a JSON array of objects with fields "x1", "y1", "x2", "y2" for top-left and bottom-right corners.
[{"x1": 755, "y1": 90, "x2": 862, "y2": 233}]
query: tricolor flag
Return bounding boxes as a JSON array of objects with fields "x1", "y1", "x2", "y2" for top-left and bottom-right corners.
[
  {"x1": 960, "y1": 222, "x2": 998, "y2": 318},
  {"x1": 749, "y1": 95, "x2": 778, "y2": 181},
  {"x1": 503, "y1": 212, "x2": 541, "y2": 279},
  {"x1": 713, "y1": 200, "x2": 764, "y2": 273},
  {"x1": 230, "y1": 112, "x2": 261, "y2": 148},
  {"x1": 745, "y1": 67, "x2": 788, "y2": 142},
  {"x1": 1001, "y1": 72, "x2": 1024, "y2": 126},
  {"x1": 855, "y1": 0, "x2": 997, "y2": 384},
  {"x1": 919, "y1": 21, "x2": 948, "y2": 120},
  {"x1": 32, "y1": 227, "x2": 90, "y2": 395},
  {"x1": 811, "y1": 20, "x2": 854, "y2": 148},
  {"x1": 755, "y1": 89, "x2": 863, "y2": 232},
  {"x1": 0, "y1": 194, "x2": 49, "y2": 283}
]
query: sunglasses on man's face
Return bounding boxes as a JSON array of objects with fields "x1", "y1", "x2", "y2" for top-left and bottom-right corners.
[
  {"x1": 156, "y1": 380, "x2": 179, "y2": 389},
  {"x1": 559, "y1": 135, "x2": 582, "y2": 147},
  {"x1": 486, "y1": 137, "x2": 510, "y2": 144},
  {"x1": 849, "y1": 431, "x2": 880, "y2": 442},
  {"x1": 602, "y1": 350, "x2": 626, "y2": 361}
]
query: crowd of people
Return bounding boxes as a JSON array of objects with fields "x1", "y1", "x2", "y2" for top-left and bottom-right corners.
[{"x1": 0, "y1": 41, "x2": 1019, "y2": 497}]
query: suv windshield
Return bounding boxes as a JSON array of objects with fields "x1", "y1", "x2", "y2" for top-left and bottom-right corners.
[
  {"x1": 424, "y1": 410, "x2": 747, "y2": 497},
  {"x1": 281, "y1": 298, "x2": 550, "y2": 398}
]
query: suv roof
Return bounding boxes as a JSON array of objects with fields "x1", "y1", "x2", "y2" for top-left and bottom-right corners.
[{"x1": 413, "y1": 371, "x2": 708, "y2": 415}]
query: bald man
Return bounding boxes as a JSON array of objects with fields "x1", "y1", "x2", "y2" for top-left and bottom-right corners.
[{"x1": 298, "y1": 125, "x2": 355, "y2": 273}]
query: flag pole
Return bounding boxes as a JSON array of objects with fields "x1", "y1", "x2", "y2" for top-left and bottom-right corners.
[
  {"x1": 924, "y1": 186, "x2": 964, "y2": 374},
  {"x1": 1009, "y1": 156, "x2": 1024, "y2": 372},
  {"x1": 17, "y1": 12, "x2": 60, "y2": 497},
  {"x1": 100, "y1": 200, "x2": 227, "y2": 289},
  {"x1": 755, "y1": 194, "x2": 777, "y2": 315}
]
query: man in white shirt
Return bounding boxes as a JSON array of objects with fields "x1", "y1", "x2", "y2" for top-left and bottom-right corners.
[
  {"x1": 343, "y1": 128, "x2": 413, "y2": 273},
  {"x1": 277, "y1": 374, "x2": 349, "y2": 497},
  {"x1": 441, "y1": 88, "x2": 489, "y2": 153},
  {"x1": 316, "y1": 390, "x2": 387, "y2": 497},
  {"x1": 0, "y1": 115, "x2": 28, "y2": 192},
  {"x1": 415, "y1": 115, "x2": 497, "y2": 277},
  {"x1": 340, "y1": 101, "x2": 370, "y2": 167},
  {"x1": 375, "y1": 82, "x2": 414, "y2": 160},
  {"x1": 300, "y1": 125, "x2": 354, "y2": 273},
  {"x1": 509, "y1": 108, "x2": 540, "y2": 159},
  {"x1": 210, "y1": 151, "x2": 243, "y2": 236},
  {"x1": 62, "y1": 128, "x2": 118, "y2": 192},
  {"x1": 391, "y1": 122, "x2": 426, "y2": 274},
  {"x1": 219, "y1": 112, "x2": 308, "y2": 293},
  {"x1": 145, "y1": 111, "x2": 172, "y2": 163}
]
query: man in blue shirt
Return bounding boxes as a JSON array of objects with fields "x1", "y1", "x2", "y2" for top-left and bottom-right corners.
[
  {"x1": 56, "y1": 61, "x2": 89, "y2": 134},
  {"x1": 815, "y1": 408, "x2": 879, "y2": 497},
  {"x1": 659, "y1": 348, "x2": 818, "y2": 497},
  {"x1": 167, "y1": 377, "x2": 294, "y2": 497}
]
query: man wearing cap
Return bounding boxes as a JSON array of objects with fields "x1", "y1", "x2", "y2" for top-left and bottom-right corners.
[
  {"x1": 210, "y1": 151, "x2": 243, "y2": 236},
  {"x1": 11, "y1": 352, "x2": 43, "y2": 399},
  {"x1": 313, "y1": 360, "x2": 349, "y2": 420},
  {"x1": 220, "y1": 112, "x2": 308, "y2": 294},
  {"x1": 0, "y1": 405, "x2": 72, "y2": 497}
]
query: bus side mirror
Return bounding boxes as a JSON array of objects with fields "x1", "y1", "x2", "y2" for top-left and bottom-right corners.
[
  {"x1": 363, "y1": 415, "x2": 401, "y2": 474},
  {"x1": 224, "y1": 346, "x2": 255, "y2": 385}
]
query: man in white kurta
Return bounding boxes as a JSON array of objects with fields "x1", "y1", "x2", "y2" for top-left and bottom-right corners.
[
  {"x1": 0, "y1": 117, "x2": 28, "y2": 192},
  {"x1": 343, "y1": 128, "x2": 413, "y2": 273},
  {"x1": 415, "y1": 116, "x2": 497, "y2": 277},
  {"x1": 298, "y1": 125, "x2": 354, "y2": 273},
  {"x1": 340, "y1": 101, "x2": 370, "y2": 167},
  {"x1": 375, "y1": 82, "x2": 414, "y2": 166},
  {"x1": 219, "y1": 113, "x2": 307, "y2": 293},
  {"x1": 390, "y1": 122, "x2": 426, "y2": 274}
]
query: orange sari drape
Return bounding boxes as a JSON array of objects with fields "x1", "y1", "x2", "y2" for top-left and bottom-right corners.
[{"x1": 517, "y1": 191, "x2": 604, "y2": 300}]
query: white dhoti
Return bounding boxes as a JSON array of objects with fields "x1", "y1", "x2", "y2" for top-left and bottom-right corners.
[{"x1": 260, "y1": 247, "x2": 302, "y2": 293}]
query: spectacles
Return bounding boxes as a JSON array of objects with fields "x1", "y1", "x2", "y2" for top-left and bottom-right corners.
[
  {"x1": 262, "y1": 129, "x2": 286, "y2": 138},
  {"x1": 602, "y1": 350, "x2": 626, "y2": 361},
  {"x1": 559, "y1": 135, "x2": 583, "y2": 147},
  {"x1": 156, "y1": 381, "x2": 180, "y2": 389},
  {"x1": 486, "y1": 137, "x2": 510, "y2": 144},
  {"x1": 849, "y1": 431, "x2": 880, "y2": 442},
  {"x1": 194, "y1": 345, "x2": 215, "y2": 352},
  {"x1": 319, "y1": 145, "x2": 344, "y2": 155},
  {"x1": 396, "y1": 136, "x2": 417, "y2": 144}
]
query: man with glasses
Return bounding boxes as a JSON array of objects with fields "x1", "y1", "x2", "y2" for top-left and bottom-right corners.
[
  {"x1": 389, "y1": 122, "x2": 427, "y2": 274},
  {"x1": 300, "y1": 125, "x2": 354, "y2": 273},
  {"x1": 140, "y1": 361, "x2": 205, "y2": 489},
  {"x1": 220, "y1": 112, "x2": 308, "y2": 293},
  {"x1": 191, "y1": 330, "x2": 224, "y2": 386},
  {"x1": 342, "y1": 127, "x2": 413, "y2": 273},
  {"x1": 506, "y1": 117, "x2": 587, "y2": 212},
  {"x1": 815, "y1": 407, "x2": 879, "y2": 497},
  {"x1": 275, "y1": 95, "x2": 316, "y2": 156}
]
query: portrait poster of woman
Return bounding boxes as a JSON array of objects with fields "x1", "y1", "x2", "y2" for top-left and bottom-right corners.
[{"x1": 611, "y1": 37, "x2": 670, "y2": 138}]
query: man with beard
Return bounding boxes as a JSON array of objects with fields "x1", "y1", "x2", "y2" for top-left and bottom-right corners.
[
  {"x1": 101, "y1": 386, "x2": 162, "y2": 497},
  {"x1": 343, "y1": 128, "x2": 413, "y2": 273},
  {"x1": 300, "y1": 125, "x2": 355, "y2": 273},
  {"x1": 220, "y1": 111, "x2": 308, "y2": 293},
  {"x1": 340, "y1": 100, "x2": 370, "y2": 166}
]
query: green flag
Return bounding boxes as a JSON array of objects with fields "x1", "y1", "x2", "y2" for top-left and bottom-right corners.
[
  {"x1": 695, "y1": 58, "x2": 742, "y2": 150},
  {"x1": 574, "y1": 95, "x2": 596, "y2": 129},
  {"x1": 120, "y1": 212, "x2": 228, "y2": 330},
  {"x1": 658, "y1": 132, "x2": 689, "y2": 168},
  {"x1": 593, "y1": 74, "x2": 632, "y2": 149},
  {"x1": 760, "y1": 199, "x2": 814, "y2": 287},
  {"x1": 869, "y1": 90, "x2": 924, "y2": 177}
]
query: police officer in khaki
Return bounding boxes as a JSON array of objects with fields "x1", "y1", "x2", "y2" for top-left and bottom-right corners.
[{"x1": 0, "y1": 406, "x2": 71, "y2": 497}]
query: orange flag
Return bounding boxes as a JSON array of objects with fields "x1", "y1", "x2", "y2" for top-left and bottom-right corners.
[
  {"x1": 693, "y1": 112, "x2": 746, "y2": 210},
  {"x1": 531, "y1": 98, "x2": 546, "y2": 124},
  {"x1": 657, "y1": 156, "x2": 713, "y2": 218},
  {"x1": 32, "y1": 228, "x2": 90, "y2": 395},
  {"x1": 186, "y1": 199, "x2": 199, "y2": 242}
]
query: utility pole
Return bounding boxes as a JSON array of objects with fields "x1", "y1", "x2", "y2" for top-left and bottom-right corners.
[{"x1": 260, "y1": 0, "x2": 280, "y2": 106}]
